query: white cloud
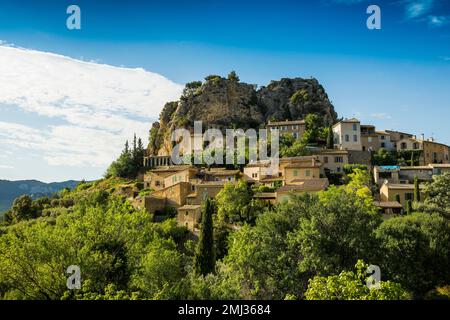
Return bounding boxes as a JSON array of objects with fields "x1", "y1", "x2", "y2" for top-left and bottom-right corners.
[
  {"x1": 404, "y1": 0, "x2": 434, "y2": 19},
  {"x1": 0, "y1": 165, "x2": 14, "y2": 169},
  {"x1": 428, "y1": 15, "x2": 449, "y2": 27},
  {"x1": 369, "y1": 113, "x2": 392, "y2": 120},
  {"x1": 0, "y1": 45, "x2": 183, "y2": 171}
]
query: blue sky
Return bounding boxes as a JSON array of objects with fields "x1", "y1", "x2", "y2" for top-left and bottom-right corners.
[{"x1": 0, "y1": 0, "x2": 449, "y2": 182}]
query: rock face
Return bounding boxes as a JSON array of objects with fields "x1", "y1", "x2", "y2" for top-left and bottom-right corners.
[{"x1": 147, "y1": 76, "x2": 338, "y2": 156}]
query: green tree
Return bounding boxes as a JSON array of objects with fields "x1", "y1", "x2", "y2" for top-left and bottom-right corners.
[
  {"x1": 302, "y1": 113, "x2": 324, "y2": 144},
  {"x1": 406, "y1": 200, "x2": 412, "y2": 215},
  {"x1": 304, "y1": 260, "x2": 410, "y2": 300},
  {"x1": 374, "y1": 213, "x2": 450, "y2": 296},
  {"x1": 414, "y1": 175, "x2": 421, "y2": 202},
  {"x1": 422, "y1": 173, "x2": 450, "y2": 213},
  {"x1": 326, "y1": 125, "x2": 334, "y2": 149},
  {"x1": 10, "y1": 195, "x2": 38, "y2": 222},
  {"x1": 194, "y1": 198, "x2": 216, "y2": 276},
  {"x1": 292, "y1": 187, "x2": 381, "y2": 275},
  {"x1": 215, "y1": 180, "x2": 257, "y2": 224},
  {"x1": 227, "y1": 71, "x2": 239, "y2": 82},
  {"x1": 373, "y1": 148, "x2": 395, "y2": 166}
]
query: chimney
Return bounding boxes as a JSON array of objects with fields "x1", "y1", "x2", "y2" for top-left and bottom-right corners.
[{"x1": 421, "y1": 133, "x2": 425, "y2": 141}]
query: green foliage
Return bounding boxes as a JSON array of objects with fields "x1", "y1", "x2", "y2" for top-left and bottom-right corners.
[
  {"x1": 194, "y1": 198, "x2": 216, "y2": 276},
  {"x1": 227, "y1": 71, "x2": 239, "y2": 82},
  {"x1": 326, "y1": 125, "x2": 334, "y2": 149},
  {"x1": 0, "y1": 192, "x2": 186, "y2": 300},
  {"x1": 374, "y1": 213, "x2": 450, "y2": 296},
  {"x1": 343, "y1": 164, "x2": 368, "y2": 175},
  {"x1": 219, "y1": 188, "x2": 381, "y2": 299},
  {"x1": 414, "y1": 175, "x2": 420, "y2": 202},
  {"x1": 290, "y1": 88, "x2": 309, "y2": 105},
  {"x1": 372, "y1": 148, "x2": 395, "y2": 166},
  {"x1": 204, "y1": 75, "x2": 222, "y2": 82},
  {"x1": 406, "y1": 200, "x2": 412, "y2": 215},
  {"x1": 279, "y1": 133, "x2": 309, "y2": 157},
  {"x1": 105, "y1": 135, "x2": 145, "y2": 179},
  {"x1": 8, "y1": 195, "x2": 39, "y2": 222},
  {"x1": 302, "y1": 113, "x2": 326, "y2": 144},
  {"x1": 305, "y1": 260, "x2": 410, "y2": 300},
  {"x1": 421, "y1": 173, "x2": 450, "y2": 216},
  {"x1": 182, "y1": 81, "x2": 202, "y2": 97},
  {"x1": 216, "y1": 181, "x2": 263, "y2": 224},
  {"x1": 138, "y1": 188, "x2": 154, "y2": 197},
  {"x1": 395, "y1": 193, "x2": 401, "y2": 203}
]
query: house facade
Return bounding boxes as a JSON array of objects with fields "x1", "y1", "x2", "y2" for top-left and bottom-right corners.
[
  {"x1": 332, "y1": 118, "x2": 362, "y2": 151},
  {"x1": 267, "y1": 119, "x2": 306, "y2": 139}
]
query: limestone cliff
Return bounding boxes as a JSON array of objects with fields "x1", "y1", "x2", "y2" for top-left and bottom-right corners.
[{"x1": 147, "y1": 75, "x2": 338, "y2": 156}]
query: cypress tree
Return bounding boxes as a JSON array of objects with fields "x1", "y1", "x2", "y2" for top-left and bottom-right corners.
[
  {"x1": 326, "y1": 125, "x2": 334, "y2": 149},
  {"x1": 194, "y1": 198, "x2": 216, "y2": 275},
  {"x1": 406, "y1": 200, "x2": 412, "y2": 215},
  {"x1": 414, "y1": 175, "x2": 420, "y2": 202}
]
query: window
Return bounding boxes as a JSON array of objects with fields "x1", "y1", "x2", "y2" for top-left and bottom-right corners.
[
  {"x1": 401, "y1": 142, "x2": 407, "y2": 150},
  {"x1": 293, "y1": 132, "x2": 299, "y2": 139},
  {"x1": 405, "y1": 193, "x2": 413, "y2": 201},
  {"x1": 345, "y1": 134, "x2": 350, "y2": 142},
  {"x1": 381, "y1": 142, "x2": 385, "y2": 148},
  {"x1": 413, "y1": 143, "x2": 419, "y2": 149},
  {"x1": 368, "y1": 137, "x2": 372, "y2": 143},
  {"x1": 336, "y1": 167, "x2": 341, "y2": 172},
  {"x1": 353, "y1": 135, "x2": 358, "y2": 142},
  {"x1": 293, "y1": 125, "x2": 298, "y2": 130},
  {"x1": 155, "y1": 181, "x2": 161, "y2": 187},
  {"x1": 293, "y1": 170, "x2": 298, "y2": 177},
  {"x1": 324, "y1": 156, "x2": 328, "y2": 163},
  {"x1": 353, "y1": 124, "x2": 357, "y2": 131},
  {"x1": 252, "y1": 172, "x2": 258, "y2": 178},
  {"x1": 380, "y1": 135, "x2": 385, "y2": 140},
  {"x1": 305, "y1": 169, "x2": 311, "y2": 177},
  {"x1": 335, "y1": 156, "x2": 343, "y2": 163}
]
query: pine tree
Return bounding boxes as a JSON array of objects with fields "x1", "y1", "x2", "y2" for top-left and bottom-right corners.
[
  {"x1": 124, "y1": 140, "x2": 130, "y2": 155},
  {"x1": 194, "y1": 198, "x2": 216, "y2": 275},
  {"x1": 414, "y1": 175, "x2": 420, "y2": 202},
  {"x1": 132, "y1": 133, "x2": 137, "y2": 159},
  {"x1": 406, "y1": 200, "x2": 412, "y2": 215},
  {"x1": 326, "y1": 125, "x2": 334, "y2": 149}
]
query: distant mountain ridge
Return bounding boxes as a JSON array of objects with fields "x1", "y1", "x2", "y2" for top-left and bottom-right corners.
[{"x1": 0, "y1": 179, "x2": 80, "y2": 215}]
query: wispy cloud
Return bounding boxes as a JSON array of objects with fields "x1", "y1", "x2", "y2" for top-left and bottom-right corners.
[
  {"x1": 0, "y1": 164, "x2": 14, "y2": 169},
  {"x1": 370, "y1": 113, "x2": 392, "y2": 120},
  {"x1": 404, "y1": 0, "x2": 435, "y2": 19},
  {"x1": 0, "y1": 45, "x2": 183, "y2": 170},
  {"x1": 428, "y1": 15, "x2": 449, "y2": 27}
]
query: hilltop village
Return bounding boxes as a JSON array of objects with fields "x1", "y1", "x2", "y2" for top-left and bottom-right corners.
[
  {"x1": 119, "y1": 116, "x2": 450, "y2": 232},
  {"x1": 105, "y1": 75, "x2": 450, "y2": 232}
]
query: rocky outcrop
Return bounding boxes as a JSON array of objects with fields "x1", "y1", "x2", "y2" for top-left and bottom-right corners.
[{"x1": 147, "y1": 75, "x2": 338, "y2": 156}]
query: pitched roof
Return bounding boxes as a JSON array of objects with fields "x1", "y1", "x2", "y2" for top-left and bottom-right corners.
[
  {"x1": 203, "y1": 168, "x2": 240, "y2": 176},
  {"x1": 267, "y1": 119, "x2": 305, "y2": 126},
  {"x1": 253, "y1": 192, "x2": 277, "y2": 199},
  {"x1": 374, "y1": 201, "x2": 403, "y2": 209},
  {"x1": 277, "y1": 178, "x2": 329, "y2": 192},
  {"x1": 428, "y1": 164, "x2": 450, "y2": 168}
]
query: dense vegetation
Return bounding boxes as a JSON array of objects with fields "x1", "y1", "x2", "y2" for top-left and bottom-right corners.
[{"x1": 0, "y1": 167, "x2": 449, "y2": 299}]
